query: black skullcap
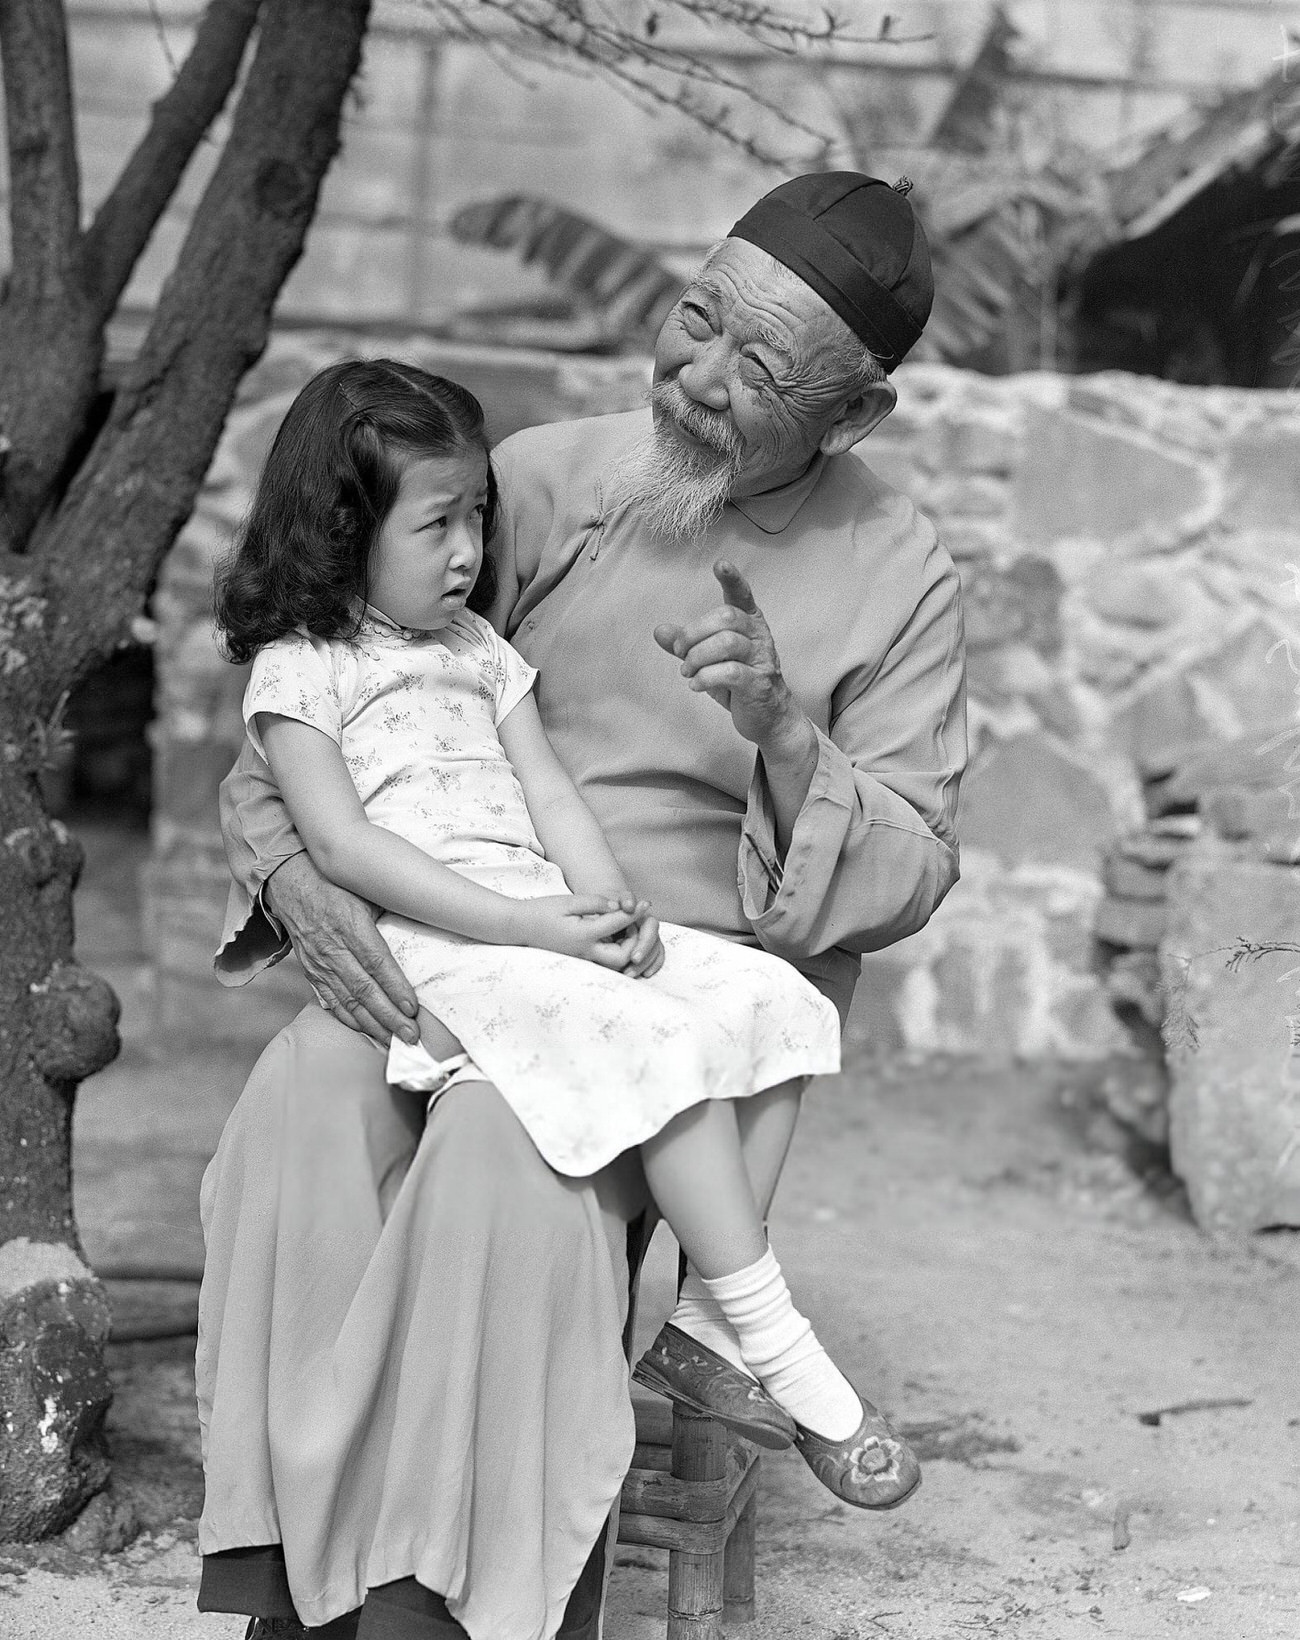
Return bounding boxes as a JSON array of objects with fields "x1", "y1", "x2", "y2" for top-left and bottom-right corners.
[{"x1": 728, "y1": 172, "x2": 933, "y2": 371}]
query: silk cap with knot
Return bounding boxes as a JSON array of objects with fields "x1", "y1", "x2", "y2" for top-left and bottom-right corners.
[{"x1": 727, "y1": 172, "x2": 933, "y2": 372}]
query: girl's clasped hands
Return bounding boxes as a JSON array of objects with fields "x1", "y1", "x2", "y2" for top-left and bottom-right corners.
[{"x1": 515, "y1": 892, "x2": 664, "y2": 977}]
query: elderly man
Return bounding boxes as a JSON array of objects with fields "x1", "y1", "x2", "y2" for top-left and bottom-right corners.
[{"x1": 198, "y1": 173, "x2": 966, "y2": 1640}]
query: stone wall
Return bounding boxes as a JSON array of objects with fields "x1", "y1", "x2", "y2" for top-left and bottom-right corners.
[
  {"x1": 857, "y1": 366, "x2": 1300, "y2": 1057},
  {"x1": 142, "y1": 347, "x2": 1300, "y2": 1056}
]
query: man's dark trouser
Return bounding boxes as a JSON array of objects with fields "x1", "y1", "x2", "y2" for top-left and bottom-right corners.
[{"x1": 198, "y1": 1532, "x2": 608, "y2": 1640}]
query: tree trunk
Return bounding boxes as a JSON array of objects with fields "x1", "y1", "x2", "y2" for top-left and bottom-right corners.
[
  {"x1": 0, "y1": 0, "x2": 372, "y2": 1537},
  {"x1": 0, "y1": 691, "x2": 119, "y2": 1537}
]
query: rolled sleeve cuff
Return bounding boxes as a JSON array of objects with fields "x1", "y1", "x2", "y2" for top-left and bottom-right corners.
[
  {"x1": 212, "y1": 877, "x2": 292, "y2": 988},
  {"x1": 738, "y1": 727, "x2": 851, "y2": 931},
  {"x1": 739, "y1": 726, "x2": 955, "y2": 963}
]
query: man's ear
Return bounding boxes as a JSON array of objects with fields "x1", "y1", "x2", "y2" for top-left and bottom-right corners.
[{"x1": 820, "y1": 379, "x2": 897, "y2": 457}]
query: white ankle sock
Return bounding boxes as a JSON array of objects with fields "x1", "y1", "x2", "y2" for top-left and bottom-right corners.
[
  {"x1": 702, "y1": 1248, "x2": 863, "y2": 1440},
  {"x1": 668, "y1": 1269, "x2": 755, "y2": 1379}
]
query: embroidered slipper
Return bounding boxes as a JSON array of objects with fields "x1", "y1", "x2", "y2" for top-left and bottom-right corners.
[
  {"x1": 793, "y1": 1393, "x2": 921, "y2": 1510},
  {"x1": 632, "y1": 1323, "x2": 795, "y2": 1450}
]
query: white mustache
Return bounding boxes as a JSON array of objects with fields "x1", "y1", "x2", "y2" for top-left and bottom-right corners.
[{"x1": 650, "y1": 383, "x2": 741, "y2": 459}]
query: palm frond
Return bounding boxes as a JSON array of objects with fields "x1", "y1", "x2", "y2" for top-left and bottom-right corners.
[{"x1": 448, "y1": 196, "x2": 684, "y2": 342}]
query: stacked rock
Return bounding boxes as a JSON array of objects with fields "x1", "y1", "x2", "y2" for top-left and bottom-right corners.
[
  {"x1": 1093, "y1": 716, "x2": 1300, "y2": 1230},
  {"x1": 1093, "y1": 816, "x2": 1201, "y2": 1145}
]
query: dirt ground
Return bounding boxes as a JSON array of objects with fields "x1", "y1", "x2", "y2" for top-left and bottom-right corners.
[{"x1": 1, "y1": 827, "x2": 1298, "y2": 1638}]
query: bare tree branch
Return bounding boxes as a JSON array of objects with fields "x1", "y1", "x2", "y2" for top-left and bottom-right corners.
[
  {"x1": 0, "y1": 0, "x2": 98, "y2": 555},
  {"x1": 82, "y1": 0, "x2": 263, "y2": 327},
  {"x1": 37, "y1": 0, "x2": 372, "y2": 692},
  {"x1": 1226, "y1": 938, "x2": 1300, "y2": 971},
  {"x1": 0, "y1": 0, "x2": 81, "y2": 305},
  {"x1": 144, "y1": 0, "x2": 182, "y2": 74},
  {"x1": 416, "y1": 0, "x2": 925, "y2": 165},
  {"x1": 0, "y1": 0, "x2": 263, "y2": 551},
  {"x1": 430, "y1": 0, "x2": 831, "y2": 163}
]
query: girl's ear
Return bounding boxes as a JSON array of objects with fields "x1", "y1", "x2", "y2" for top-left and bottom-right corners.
[{"x1": 819, "y1": 379, "x2": 897, "y2": 458}]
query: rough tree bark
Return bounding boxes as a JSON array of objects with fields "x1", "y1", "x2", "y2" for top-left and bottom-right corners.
[{"x1": 0, "y1": 0, "x2": 371, "y2": 1538}]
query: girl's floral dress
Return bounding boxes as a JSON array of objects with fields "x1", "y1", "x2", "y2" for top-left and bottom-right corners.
[{"x1": 243, "y1": 605, "x2": 839, "y2": 1174}]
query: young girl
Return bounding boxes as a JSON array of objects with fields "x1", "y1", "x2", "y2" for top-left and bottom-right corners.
[{"x1": 214, "y1": 358, "x2": 916, "y2": 1510}]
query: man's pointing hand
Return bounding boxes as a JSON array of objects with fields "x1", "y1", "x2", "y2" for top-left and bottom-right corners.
[{"x1": 653, "y1": 559, "x2": 802, "y2": 750}]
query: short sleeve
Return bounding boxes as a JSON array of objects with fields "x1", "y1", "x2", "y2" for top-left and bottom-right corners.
[
  {"x1": 489, "y1": 629, "x2": 537, "y2": 726},
  {"x1": 242, "y1": 633, "x2": 343, "y2": 759}
]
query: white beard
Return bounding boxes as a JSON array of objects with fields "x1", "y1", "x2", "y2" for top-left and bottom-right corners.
[{"x1": 604, "y1": 385, "x2": 745, "y2": 544}]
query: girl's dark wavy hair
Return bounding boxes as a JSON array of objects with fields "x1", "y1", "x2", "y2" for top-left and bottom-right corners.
[{"x1": 215, "y1": 358, "x2": 499, "y2": 664}]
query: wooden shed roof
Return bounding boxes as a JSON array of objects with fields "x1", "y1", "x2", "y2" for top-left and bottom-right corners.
[{"x1": 1104, "y1": 67, "x2": 1300, "y2": 241}]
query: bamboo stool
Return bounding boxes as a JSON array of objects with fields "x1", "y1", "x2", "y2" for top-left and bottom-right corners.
[{"x1": 618, "y1": 1391, "x2": 760, "y2": 1638}]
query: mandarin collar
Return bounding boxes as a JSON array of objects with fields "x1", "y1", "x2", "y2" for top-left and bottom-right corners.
[
  {"x1": 728, "y1": 450, "x2": 828, "y2": 536},
  {"x1": 355, "y1": 600, "x2": 445, "y2": 641}
]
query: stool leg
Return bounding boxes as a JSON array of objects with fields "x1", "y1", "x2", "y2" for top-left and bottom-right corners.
[
  {"x1": 666, "y1": 1407, "x2": 725, "y2": 1640},
  {"x1": 722, "y1": 1482, "x2": 757, "y2": 1624}
]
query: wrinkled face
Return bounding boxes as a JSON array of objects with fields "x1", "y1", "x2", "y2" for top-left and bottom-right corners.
[
  {"x1": 652, "y1": 238, "x2": 860, "y2": 496},
  {"x1": 367, "y1": 448, "x2": 488, "y2": 631}
]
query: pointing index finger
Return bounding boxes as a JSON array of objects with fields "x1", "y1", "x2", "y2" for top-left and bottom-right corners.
[{"x1": 713, "y1": 559, "x2": 759, "y2": 614}]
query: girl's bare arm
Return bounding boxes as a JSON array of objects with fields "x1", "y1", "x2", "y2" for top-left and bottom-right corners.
[
  {"x1": 498, "y1": 694, "x2": 664, "y2": 976},
  {"x1": 257, "y1": 713, "x2": 636, "y2": 965}
]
